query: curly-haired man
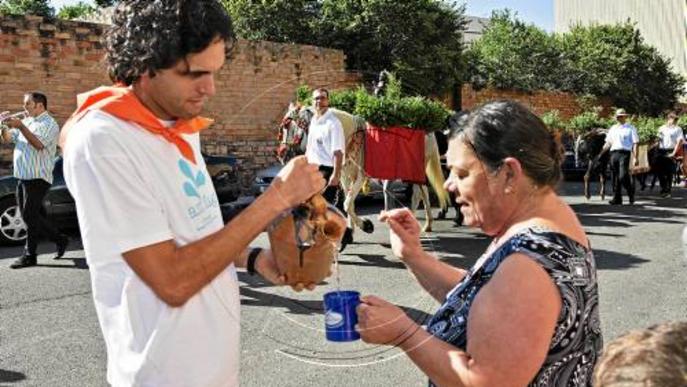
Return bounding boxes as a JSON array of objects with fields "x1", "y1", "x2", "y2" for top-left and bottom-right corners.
[{"x1": 61, "y1": 1, "x2": 325, "y2": 385}]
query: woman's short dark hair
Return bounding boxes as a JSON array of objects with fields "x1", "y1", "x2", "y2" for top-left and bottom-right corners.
[
  {"x1": 448, "y1": 100, "x2": 564, "y2": 187},
  {"x1": 104, "y1": 0, "x2": 235, "y2": 86}
]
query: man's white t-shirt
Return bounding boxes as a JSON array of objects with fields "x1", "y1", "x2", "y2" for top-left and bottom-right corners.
[
  {"x1": 658, "y1": 124, "x2": 684, "y2": 150},
  {"x1": 606, "y1": 123, "x2": 639, "y2": 151},
  {"x1": 305, "y1": 109, "x2": 345, "y2": 167},
  {"x1": 63, "y1": 110, "x2": 240, "y2": 387}
]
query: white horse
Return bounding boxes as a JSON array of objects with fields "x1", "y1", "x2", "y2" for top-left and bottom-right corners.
[{"x1": 277, "y1": 104, "x2": 450, "y2": 235}]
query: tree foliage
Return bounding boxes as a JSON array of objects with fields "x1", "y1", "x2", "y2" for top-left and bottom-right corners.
[
  {"x1": 557, "y1": 23, "x2": 683, "y2": 116},
  {"x1": 222, "y1": 0, "x2": 319, "y2": 43},
  {"x1": 467, "y1": 10, "x2": 560, "y2": 91},
  {"x1": 0, "y1": 0, "x2": 53, "y2": 17},
  {"x1": 57, "y1": 1, "x2": 95, "y2": 19},
  {"x1": 467, "y1": 11, "x2": 684, "y2": 115},
  {"x1": 222, "y1": 0, "x2": 467, "y2": 96}
]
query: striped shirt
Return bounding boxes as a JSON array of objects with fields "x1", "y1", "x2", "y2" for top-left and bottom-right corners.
[{"x1": 9, "y1": 111, "x2": 60, "y2": 184}]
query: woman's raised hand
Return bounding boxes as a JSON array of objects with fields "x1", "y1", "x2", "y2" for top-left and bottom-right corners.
[{"x1": 379, "y1": 208, "x2": 423, "y2": 262}]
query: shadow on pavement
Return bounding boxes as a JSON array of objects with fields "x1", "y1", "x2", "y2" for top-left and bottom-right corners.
[
  {"x1": 337, "y1": 253, "x2": 405, "y2": 269},
  {"x1": 0, "y1": 369, "x2": 26, "y2": 383},
  {"x1": 592, "y1": 248, "x2": 649, "y2": 270}
]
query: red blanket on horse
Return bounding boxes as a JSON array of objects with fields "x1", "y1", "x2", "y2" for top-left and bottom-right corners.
[{"x1": 364, "y1": 125, "x2": 426, "y2": 184}]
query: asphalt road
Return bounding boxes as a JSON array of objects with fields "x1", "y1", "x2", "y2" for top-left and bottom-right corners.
[{"x1": 1, "y1": 181, "x2": 686, "y2": 386}]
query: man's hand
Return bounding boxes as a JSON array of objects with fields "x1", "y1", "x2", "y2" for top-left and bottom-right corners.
[
  {"x1": 328, "y1": 174, "x2": 340, "y2": 187},
  {"x1": 253, "y1": 249, "x2": 285, "y2": 285},
  {"x1": 270, "y1": 155, "x2": 326, "y2": 209},
  {"x1": 4, "y1": 117, "x2": 23, "y2": 130},
  {"x1": 254, "y1": 249, "x2": 317, "y2": 292}
]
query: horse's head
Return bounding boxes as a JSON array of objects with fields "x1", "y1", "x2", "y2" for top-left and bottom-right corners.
[
  {"x1": 276, "y1": 103, "x2": 314, "y2": 164},
  {"x1": 576, "y1": 128, "x2": 607, "y2": 160}
]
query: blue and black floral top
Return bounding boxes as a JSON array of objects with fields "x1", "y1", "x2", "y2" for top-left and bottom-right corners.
[{"x1": 427, "y1": 227, "x2": 603, "y2": 386}]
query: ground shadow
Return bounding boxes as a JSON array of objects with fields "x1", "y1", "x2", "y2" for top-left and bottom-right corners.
[
  {"x1": 239, "y1": 286, "x2": 323, "y2": 315},
  {"x1": 592, "y1": 248, "x2": 650, "y2": 271},
  {"x1": 240, "y1": 285, "x2": 434, "y2": 325},
  {"x1": 0, "y1": 235, "x2": 83, "y2": 261},
  {"x1": 337, "y1": 253, "x2": 405, "y2": 269},
  {"x1": 0, "y1": 369, "x2": 26, "y2": 383}
]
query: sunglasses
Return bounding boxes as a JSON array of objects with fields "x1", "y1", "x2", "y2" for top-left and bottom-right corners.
[{"x1": 314, "y1": 96, "x2": 328, "y2": 100}]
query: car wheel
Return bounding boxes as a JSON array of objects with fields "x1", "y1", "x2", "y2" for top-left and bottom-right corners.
[{"x1": 0, "y1": 197, "x2": 26, "y2": 245}]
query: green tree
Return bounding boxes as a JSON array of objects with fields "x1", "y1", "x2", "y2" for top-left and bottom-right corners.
[
  {"x1": 57, "y1": 1, "x2": 95, "y2": 19},
  {"x1": 466, "y1": 10, "x2": 561, "y2": 91},
  {"x1": 0, "y1": 0, "x2": 54, "y2": 17},
  {"x1": 222, "y1": 0, "x2": 467, "y2": 97},
  {"x1": 558, "y1": 23, "x2": 683, "y2": 116},
  {"x1": 317, "y1": 0, "x2": 466, "y2": 96},
  {"x1": 222, "y1": 0, "x2": 319, "y2": 43},
  {"x1": 466, "y1": 12, "x2": 684, "y2": 116}
]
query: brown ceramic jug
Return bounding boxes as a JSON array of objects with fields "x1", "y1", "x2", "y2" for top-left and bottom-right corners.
[{"x1": 268, "y1": 194, "x2": 346, "y2": 285}]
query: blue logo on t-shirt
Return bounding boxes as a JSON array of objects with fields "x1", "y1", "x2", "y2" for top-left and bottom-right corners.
[{"x1": 178, "y1": 159, "x2": 206, "y2": 198}]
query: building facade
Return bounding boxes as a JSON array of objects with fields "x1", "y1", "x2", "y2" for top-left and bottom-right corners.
[{"x1": 554, "y1": 0, "x2": 687, "y2": 78}]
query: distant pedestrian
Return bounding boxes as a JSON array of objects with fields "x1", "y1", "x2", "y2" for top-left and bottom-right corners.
[
  {"x1": 656, "y1": 112, "x2": 684, "y2": 197},
  {"x1": 1, "y1": 92, "x2": 68, "y2": 269},
  {"x1": 598, "y1": 108, "x2": 639, "y2": 205}
]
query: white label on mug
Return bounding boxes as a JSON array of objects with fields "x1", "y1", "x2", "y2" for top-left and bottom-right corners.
[{"x1": 325, "y1": 310, "x2": 344, "y2": 328}]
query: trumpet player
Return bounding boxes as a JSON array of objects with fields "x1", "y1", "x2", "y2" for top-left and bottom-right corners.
[{"x1": 2, "y1": 92, "x2": 69, "y2": 269}]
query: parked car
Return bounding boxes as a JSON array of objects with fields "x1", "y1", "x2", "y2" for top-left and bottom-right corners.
[
  {"x1": 0, "y1": 153, "x2": 241, "y2": 245},
  {"x1": 251, "y1": 163, "x2": 411, "y2": 203}
]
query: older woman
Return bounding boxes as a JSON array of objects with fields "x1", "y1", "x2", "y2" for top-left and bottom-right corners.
[{"x1": 356, "y1": 101, "x2": 603, "y2": 386}]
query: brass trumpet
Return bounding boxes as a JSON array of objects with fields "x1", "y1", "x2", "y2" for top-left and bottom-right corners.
[{"x1": 0, "y1": 111, "x2": 27, "y2": 122}]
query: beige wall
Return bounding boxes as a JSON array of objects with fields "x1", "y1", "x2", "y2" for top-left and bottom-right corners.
[{"x1": 554, "y1": 0, "x2": 687, "y2": 77}]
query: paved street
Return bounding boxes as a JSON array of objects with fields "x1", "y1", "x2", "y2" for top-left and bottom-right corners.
[{"x1": 1, "y1": 181, "x2": 686, "y2": 386}]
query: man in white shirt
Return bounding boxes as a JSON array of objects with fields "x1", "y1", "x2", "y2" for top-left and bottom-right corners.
[
  {"x1": 656, "y1": 112, "x2": 684, "y2": 197},
  {"x1": 60, "y1": 2, "x2": 324, "y2": 386},
  {"x1": 305, "y1": 88, "x2": 353, "y2": 248},
  {"x1": 599, "y1": 108, "x2": 639, "y2": 205}
]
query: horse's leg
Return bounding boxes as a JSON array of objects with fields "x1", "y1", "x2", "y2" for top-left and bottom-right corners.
[
  {"x1": 345, "y1": 173, "x2": 373, "y2": 234},
  {"x1": 600, "y1": 172, "x2": 606, "y2": 200},
  {"x1": 584, "y1": 172, "x2": 591, "y2": 199}
]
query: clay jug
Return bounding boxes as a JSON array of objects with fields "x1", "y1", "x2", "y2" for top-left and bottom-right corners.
[{"x1": 268, "y1": 195, "x2": 346, "y2": 285}]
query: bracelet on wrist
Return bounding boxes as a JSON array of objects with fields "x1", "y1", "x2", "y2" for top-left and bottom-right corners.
[{"x1": 246, "y1": 247, "x2": 263, "y2": 276}]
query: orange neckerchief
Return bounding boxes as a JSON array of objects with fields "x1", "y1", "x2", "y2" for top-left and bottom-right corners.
[{"x1": 60, "y1": 86, "x2": 213, "y2": 165}]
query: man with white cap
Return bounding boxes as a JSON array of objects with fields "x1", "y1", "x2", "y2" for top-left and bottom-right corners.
[{"x1": 598, "y1": 108, "x2": 639, "y2": 205}]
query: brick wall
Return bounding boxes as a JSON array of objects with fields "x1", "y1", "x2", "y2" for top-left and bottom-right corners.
[
  {"x1": 461, "y1": 85, "x2": 612, "y2": 120},
  {"x1": 0, "y1": 15, "x2": 359, "y2": 182}
]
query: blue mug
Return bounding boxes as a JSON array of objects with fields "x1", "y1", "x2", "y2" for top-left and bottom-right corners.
[{"x1": 324, "y1": 290, "x2": 361, "y2": 342}]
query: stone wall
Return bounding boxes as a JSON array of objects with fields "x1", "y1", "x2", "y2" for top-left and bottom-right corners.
[
  {"x1": 0, "y1": 15, "x2": 359, "y2": 181},
  {"x1": 461, "y1": 85, "x2": 613, "y2": 120}
]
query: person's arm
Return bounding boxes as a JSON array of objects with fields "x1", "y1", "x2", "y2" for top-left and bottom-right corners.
[
  {"x1": 328, "y1": 119, "x2": 345, "y2": 187},
  {"x1": 631, "y1": 126, "x2": 640, "y2": 165},
  {"x1": 671, "y1": 131, "x2": 685, "y2": 158},
  {"x1": 4, "y1": 117, "x2": 45, "y2": 150},
  {"x1": 380, "y1": 208, "x2": 466, "y2": 301},
  {"x1": 121, "y1": 156, "x2": 325, "y2": 307},
  {"x1": 358, "y1": 253, "x2": 561, "y2": 386},
  {"x1": 329, "y1": 150, "x2": 343, "y2": 186}
]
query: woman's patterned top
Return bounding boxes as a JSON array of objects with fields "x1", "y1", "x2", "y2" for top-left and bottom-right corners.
[{"x1": 426, "y1": 227, "x2": 603, "y2": 386}]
